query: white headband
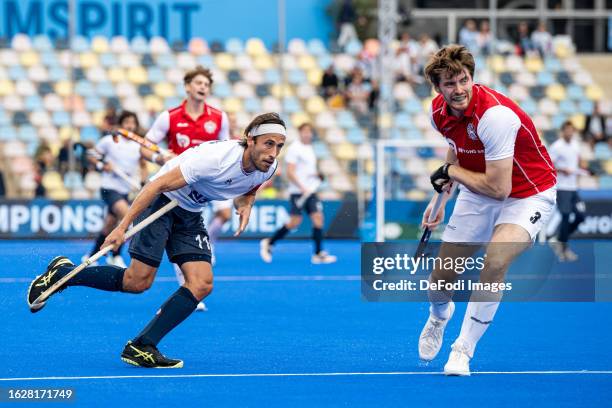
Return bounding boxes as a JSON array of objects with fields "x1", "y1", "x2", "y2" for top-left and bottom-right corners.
[{"x1": 249, "y1": 123, "x2": 286, "y2": 137}]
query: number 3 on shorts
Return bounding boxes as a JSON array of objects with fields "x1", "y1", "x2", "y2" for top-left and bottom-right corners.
[{"x1": 195, "y1": 234, "x2": 211, "y2": 251}]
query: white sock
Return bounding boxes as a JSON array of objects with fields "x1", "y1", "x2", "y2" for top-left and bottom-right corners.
[
  {"x1": 428, "y1": 278, "x2": 453, "y2": 320},
  {"x1": 173, "y1": 263, "x2": 185, "y2": 286},
  {"x1": 455, "y1": 290, "x2": 502, "y2": 358},
  {"x1": 430, "y1": 301, "x2": 451, "y2": 320},
  {"x1": 208, "y1": 217, "x2": 225, "y2": 243}
]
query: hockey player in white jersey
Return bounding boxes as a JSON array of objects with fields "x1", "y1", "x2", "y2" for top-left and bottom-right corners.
[{"x1": 27, "y1": 113, "x2": 285, "y2": 369}]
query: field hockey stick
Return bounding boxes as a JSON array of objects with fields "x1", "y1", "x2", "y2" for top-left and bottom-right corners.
[
  {"x1": 115, "y1": 128, "x2": 172, "y2": 157},
  {"x1": 414, "y1": 182, "x2": 457, "y2": 259},
  {"x1": 296, "y1": 179, "x2": 322, "y2": 209},
  {"x1": 31, "y1": 199, "x2": 179, "y2": 308},
  {"x1": 105, "y1": 161, "x2": 142, "y2": 192}
]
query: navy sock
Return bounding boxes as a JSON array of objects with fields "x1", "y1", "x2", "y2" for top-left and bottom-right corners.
[
  {"x1": 134, "y1": 286, "x2": 199, "y2": 347},
  {"x1": 270, "y1": 226, "x2": 289, "y2": 245},
  {"x1": 90, "y1": 233, "x2": 107, "y2": 255},
  {"x1": 313, "y1": 227, "x2": 323, "y2": 254},
  {"x1": 112, "y1": 244, "x2": 124, "y2": 257},
  {"x1": 57, "y1": 265, "x2": 125, "y2": 292}
]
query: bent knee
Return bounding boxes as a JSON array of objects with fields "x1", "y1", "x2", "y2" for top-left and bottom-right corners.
[
  {"x1": 192, "y1": 280, "x2": 213, "y2": 300},
  {"x1": 124, "y1": 280, "x2": 153, "y2": 293},
  {"x1": 122, "y1": 269, "x2": 155, "y2": 293}
]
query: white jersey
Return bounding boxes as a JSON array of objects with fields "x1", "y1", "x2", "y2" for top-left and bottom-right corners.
[
  {"x1": 284, "y1": 139, "x2": 319, "y2": 195},
  {"x1": 95, "y1": 135, "x2": 142, "y2": 194},
  {"x1": 153, "y1": 140, "x2": 277, "y2": 212},
  {"x1": 549, "y1": 137, "x2": 580, "y2": 191}
]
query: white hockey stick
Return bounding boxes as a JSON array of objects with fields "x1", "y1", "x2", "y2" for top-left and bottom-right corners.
[{"x1": 30, "y1": 199, "x2": 179, "y2": 308}]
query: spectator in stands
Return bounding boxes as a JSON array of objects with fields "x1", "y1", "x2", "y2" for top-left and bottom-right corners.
[
  {"x1": 321, "y1": 64, "x2": 340, "y2": 99},
  {"x1": 531, "y1": 22, "x2": 553, "y2": 57},
  {"x1": 395, "y1": 32, "x2": 418, "y2": 82},
  {"x1": 357, "y1": 48, "x2": 377, "y2": 80},
  {"x1": 346, "y1": 69, "x2": 371, "y2": 116},
  {"x1": 336, "y1": 0, "x2": 358, "y2": 50},
  {"x1": 100, "y1": 102, "x2": 118, "y2": 135},
  {"x1": 515, "y1": 21, "x2": 537, "y2": 57},
  {"x1": 415, "y1": 34, "x2": 438, "y2": 75},
  {"x1": 344, "y1": 66, "x2": 361, "y2": 88},
  {"x1": 583, "y1": 101, "x2": 610, "y2": 147},
  {"x1": 477, "y1": 20, "x2": 493, "y2": 56},
  {"x1": 58, "y1": 140, "x2": 92, "y2": 177},
  {"x1": 0, "y1": 170, "x2": 5, "y2": 197},
  {"x1": 34, "y1": 141, "x2": 55, "y2": 197},
  {"x1": 368, "y1": 79, "x2": 379, "y2": 113},
  {"x1": 459, "y1": 19, "x2": 480, "y2": 55}
]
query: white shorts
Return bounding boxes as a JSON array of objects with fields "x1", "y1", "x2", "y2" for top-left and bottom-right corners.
[
  {"x1": 442, "y1": 186, "x2": 557, "y2": 243},
  {"x1": 211, "y1": 199, "x2": 233, "y2": 212}
]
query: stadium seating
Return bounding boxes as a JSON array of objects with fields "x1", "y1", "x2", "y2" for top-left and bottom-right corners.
[{"x1": 0, "y1": 34, "x2": 610, "y2": 200}]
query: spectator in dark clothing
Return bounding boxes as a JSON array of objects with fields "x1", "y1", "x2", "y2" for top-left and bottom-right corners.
[
  {"x1": 0, "y1": 170, "x2": 6, "y2": 197},
  {"x1": 337, "y1": 0, "x2": 358, "y2": 49},
  {"x1": 583, "y1": 101, "x2": 610, "y2": 147},
  {"x1": 321, "y1": 65, "x2": 340, "y2": 99},
  {"x1": 34, "y1": 141, "x2": 55, "y2": 197},
  {"x1": 515, "y1": 21, "x2": 537, "y2": 57},
  {"x1": 58, "y1": 140, "x2": 93, "y2": 177},
  {"x1": 368, "y1": 79, "x2": 379, "y2": 112}
]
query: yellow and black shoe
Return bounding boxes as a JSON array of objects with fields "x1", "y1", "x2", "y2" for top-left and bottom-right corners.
[
  {"x1": 121, "y1": 341, "x2": 184, "y2": 369},
  {"x1": 27, "y1": 256, "x2": 74, "y2": 313}
]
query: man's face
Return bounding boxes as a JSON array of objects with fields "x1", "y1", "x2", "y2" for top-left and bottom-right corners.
[
  {"x1": 299, "y1": 126, "x2": 313, "y2": 144},
  {"x1": 247, "y1": 134, "x2": 286, "y2": 172},
  {"x1": 185, "y1": 74, "x2": 211, "y2": 103},
  {"x1": 120, "y1": 116, "x2": 138, "y2": 132},
  {"x1": 562, "y1": 124, "x2": 575, "y2": 140},
  {"x1": 435, "y1": 68, "x2": 474, "y2": 116}
]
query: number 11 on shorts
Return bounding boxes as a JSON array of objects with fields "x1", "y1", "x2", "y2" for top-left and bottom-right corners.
[{"x1": 195, "y1": 234, "x2": 210, "y2": 250}]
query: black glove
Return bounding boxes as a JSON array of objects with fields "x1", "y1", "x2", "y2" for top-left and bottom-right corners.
[{"x1": 430, "y1": 163, "x2": 452, "y2": 193}]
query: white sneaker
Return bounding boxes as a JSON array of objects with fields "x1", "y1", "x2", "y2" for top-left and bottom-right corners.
[
  {"x1": 418, "y1": 301, "x2": 455, "y2": 361},
  {"x1": 549, "y1": 240, "x2": 566, "y2": 261},
  {"x1": 81, "y1": 255, "x2": 98, "y2": 266},
  {"x1": 260, "y1": 239, "x2": 272, "y2": 263},
  {"x1": 196, "y1": 302, "x2": 208, "y2": 312},
  {"x1": 563, "y1": 248, "x2": 578, "y2": 262},
  {"x1": 106, "y1": 255, "x2": 127, "y2": 268},
  {"x1": 444, "y1": 340, "x2": 471, "y2": 376},
  {"x1": 311, "y1": 251, "x2": 337, "y2": 264}
]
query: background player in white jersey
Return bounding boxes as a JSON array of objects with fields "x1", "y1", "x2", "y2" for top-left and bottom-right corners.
[
  {"x1": 27, "y1": 113, "x2": 285, "y2": 368},
  {"x1": 142, "y1": 66, "x2": 229, "y2": 311},
  {"x1": 548, "y1": 121, "x2": 586, "y2": 261},
  {"x1": 418, "y1": 45, "x2": 557, "y2": 376},
  {"x1": 83, "y1": 111, "x2": 147, "y2": 267},
  {"x1": 260, "y1": 123, "x2": 336, "y2": 264}
]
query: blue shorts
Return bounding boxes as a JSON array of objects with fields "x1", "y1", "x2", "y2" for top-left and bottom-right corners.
[
  {"x1": 289, "y1": 193, "x2": 322, "y2": 216},
  {"x1": 101, "y1": 189, "x2": 129, "y2": 217},
  {"x1": 129, "y1": 194, "x2": 212, "y2": 268}
]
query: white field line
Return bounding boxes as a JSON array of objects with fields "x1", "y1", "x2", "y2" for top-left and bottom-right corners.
[{"x1": 0, "y1": 370, "x2": 611, "y2": 382}]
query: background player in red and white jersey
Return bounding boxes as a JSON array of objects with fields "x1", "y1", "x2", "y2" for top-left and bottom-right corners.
[
  {"x1": 143, "y1": 66, "x2": 229, "y2": 311},
  {"x1": 417, "y1": 45, "x2": 557, "y2": 376}
]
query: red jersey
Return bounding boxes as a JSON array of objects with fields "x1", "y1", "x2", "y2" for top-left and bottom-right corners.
[
  {"x1": 430, "y1": 84, "x2": 557, "y2": 198},
  {"x1": 146, "y1": 101, "x2": 228, "y2": 155}
]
